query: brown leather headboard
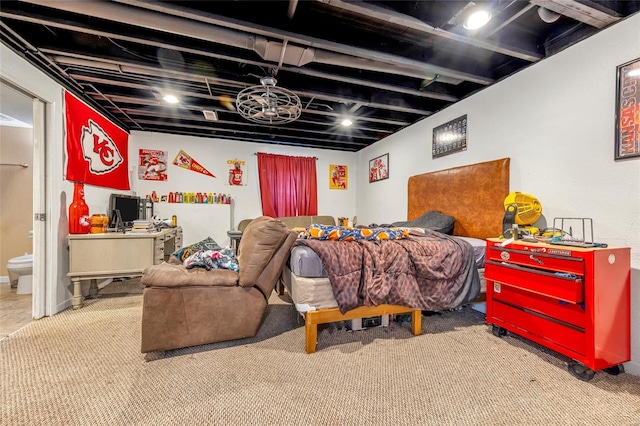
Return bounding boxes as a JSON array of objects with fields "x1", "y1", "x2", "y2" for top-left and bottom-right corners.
[{"x1": 407, "y1": 158, "x2": 510, "y2": 240}]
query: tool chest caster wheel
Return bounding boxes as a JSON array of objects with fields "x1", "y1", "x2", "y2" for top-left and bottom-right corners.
[
  {"x1": 491, "y1": 325, "x2": 507, "y2": 338},
  {"x1": 603, "y1": 365, "x2": 624, "y2": 376},
  {"x1": 568, "y1": 361, "x2": 595, "y2": 381}
]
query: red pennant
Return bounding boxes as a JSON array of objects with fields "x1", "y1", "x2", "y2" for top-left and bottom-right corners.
[{"x1": 172, "y1": 150, "x2": 216, "y2": 178}]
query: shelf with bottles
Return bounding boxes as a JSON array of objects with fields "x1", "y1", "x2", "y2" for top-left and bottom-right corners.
[{"x1": 145, "y1": 191, "x2": 233, "y2": 205}]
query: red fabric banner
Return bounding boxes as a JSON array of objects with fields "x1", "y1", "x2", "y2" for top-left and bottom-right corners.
[{"x1": 64, "y1": 91, "x2": 130, "y2": 190}]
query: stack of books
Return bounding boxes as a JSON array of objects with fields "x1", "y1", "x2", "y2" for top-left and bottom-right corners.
[{"x1": 130, "y1": 219, "x2": 155, "y2": 233}]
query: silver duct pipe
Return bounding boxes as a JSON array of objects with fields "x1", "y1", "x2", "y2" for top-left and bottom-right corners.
[{"x1": 21, "y1": 0, "x2": 255, "y2": 50}]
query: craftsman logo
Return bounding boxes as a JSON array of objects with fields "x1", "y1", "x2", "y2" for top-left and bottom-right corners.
[
  {"x1": 81, "y1": 119, "x2": 123, "y2": 174},
  {"x1": 548, "y1": 249, "x2": 571, "y2": 256},
  {"x1": 500, "y1": 251, "x2": 510, "y2": 261}
]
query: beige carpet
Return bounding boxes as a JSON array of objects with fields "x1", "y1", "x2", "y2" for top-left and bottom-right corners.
[{"x1": 1, "y1": 279, "x2": 639, "y2": 426}]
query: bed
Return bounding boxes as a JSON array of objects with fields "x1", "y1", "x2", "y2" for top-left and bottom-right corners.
[{"x1": 282, "y1": 157, "x2": 510, "y2": 353}]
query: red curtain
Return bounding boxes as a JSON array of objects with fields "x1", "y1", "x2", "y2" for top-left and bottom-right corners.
[{"x1": 257, "y1": 153, "x2": 317, "y2": 218}]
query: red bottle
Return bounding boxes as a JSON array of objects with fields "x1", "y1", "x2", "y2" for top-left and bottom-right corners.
[{"x1": 69, "y1": 182, "x2": 91, "y2": 234}]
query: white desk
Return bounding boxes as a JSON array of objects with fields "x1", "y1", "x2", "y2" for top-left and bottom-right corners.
[{"x1": 67, "y1": 227, "x2": 182, "y2": 309}]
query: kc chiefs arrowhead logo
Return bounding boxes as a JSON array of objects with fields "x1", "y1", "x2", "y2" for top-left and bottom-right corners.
[{"x1": 81, "y1": 119, "x2": 123, "y2": 174}]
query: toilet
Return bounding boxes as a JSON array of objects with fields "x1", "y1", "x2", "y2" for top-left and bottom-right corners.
[
  {"x1": 6, "y1": 231, "x2": 33, "y2": 295},
  {"x1": 7, "y1": 254, "x2": 33, "y2": 294}
]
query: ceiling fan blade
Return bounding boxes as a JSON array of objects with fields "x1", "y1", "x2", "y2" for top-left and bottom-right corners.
[
  {"x1": 251, "y1": 94, "x2": 269, "y2": 106},
  {"x1": 277, "y1": 106, "x2": 299, "y2": 114},
  {"x1": 252, "y1": 111, "x2": 265, "y2": 119}
]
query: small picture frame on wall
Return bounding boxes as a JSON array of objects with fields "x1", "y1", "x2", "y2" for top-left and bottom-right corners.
[
  {"x1": 615, "y1": 57, "x2": 640, "y2": 160},
  {"x1": 432, "y1": 114, "x2": 467, "y2": 159},
  {"x1": 369, "y1": 153, "x2": 389, "y2": 183}
]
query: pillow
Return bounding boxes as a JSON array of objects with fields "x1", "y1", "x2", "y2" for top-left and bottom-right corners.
[
  {"x1": 392, "y1": 210, "x2": 455, "y2": 235},
  {"x1": 171, "y1": 237, "x2": 222, "y2": 262}
]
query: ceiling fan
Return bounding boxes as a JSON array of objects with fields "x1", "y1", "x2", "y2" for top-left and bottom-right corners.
[{"x1": 236, "y1": 76, "x2": 302, "y2": 125}]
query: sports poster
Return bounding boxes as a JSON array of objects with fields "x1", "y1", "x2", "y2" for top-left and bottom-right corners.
[
  {"x1": 329, "y1": 164, "x2": 347, "y2": 189},
  {"x1": 172, "y1": 150, "x2": 216, "y2": 178},
  {"x1": 138, "y1": 149, "x2": 167, "y2": 180},
  {"x1": 227, "y1": 159, "x2": 246, "y2": 186}
]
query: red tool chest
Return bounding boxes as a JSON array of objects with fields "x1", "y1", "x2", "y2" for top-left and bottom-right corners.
[{"x1": 484, "y1": 238, "x2": 630, "y2": 381}]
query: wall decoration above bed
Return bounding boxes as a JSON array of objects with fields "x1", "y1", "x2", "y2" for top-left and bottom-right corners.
[
  {"x1": 432, "y1": 114, "x2": 467, "y2": 159},
  {"x1": 369, "y1": 153, "x2": 389, "y2": 183}
]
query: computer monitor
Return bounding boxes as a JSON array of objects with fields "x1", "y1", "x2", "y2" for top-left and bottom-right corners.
[{"x1": 108, "y1": 193, "x2": 140, "y2": 228}]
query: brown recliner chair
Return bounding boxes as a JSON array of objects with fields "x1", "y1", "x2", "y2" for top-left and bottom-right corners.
[{"x1": 140, "y1": 216, "x2": 297, "y2": 353}]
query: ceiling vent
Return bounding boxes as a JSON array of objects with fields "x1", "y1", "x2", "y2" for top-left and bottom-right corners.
[
  {"x1": 203, "y1": 110, "x2": 218, "y2": 121},
  {"x1": 236, "y1": 77, "x2": 302, "y2": 125}
]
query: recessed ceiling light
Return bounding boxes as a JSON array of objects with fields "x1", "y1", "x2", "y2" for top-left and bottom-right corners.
[
  {"x1": 628, "y1": 69, "x2": 640, "y2": 78},
  {"x1": 163, "y1": 94, "x2": 179, "y2": 104},
  {"x1": 463, "y1": 9, "x2": 492, "y2": 30},
  {"x1": 341, "y1": 118, "x2": 353, "y2": 127}
]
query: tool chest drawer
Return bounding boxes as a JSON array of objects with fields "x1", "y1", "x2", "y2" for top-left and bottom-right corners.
[
  {"x1": 485, "y1": 260, "x2": 583, "y2": 303},
  {"x1": 487, "y1": 246, "x2": 584, "y2": 275},
  {"x1": 492, "y1": 299, "x2": 586, "y2": 356},
  {"x1": 490, "y1": 282, "x2": 585, "y2": 329}
]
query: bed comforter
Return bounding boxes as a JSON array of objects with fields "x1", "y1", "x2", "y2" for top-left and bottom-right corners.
[{"x1": 296, "y1": 229, "x2": 480, "y2": 314}]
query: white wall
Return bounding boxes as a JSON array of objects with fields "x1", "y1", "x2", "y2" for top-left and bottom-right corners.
[
  {"x1": 127, "y1": 131, "x2": 357, "y2": 246},
  {"x1": 356, "y1": 14, "x2": 640, "y2": 374}
]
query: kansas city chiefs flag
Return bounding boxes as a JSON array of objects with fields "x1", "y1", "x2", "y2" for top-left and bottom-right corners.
[{"x1": 64, "y1": 91, "x2": 130, "y2": 190}]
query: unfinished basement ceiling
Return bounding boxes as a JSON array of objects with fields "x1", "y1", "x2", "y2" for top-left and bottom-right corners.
[{"x1": 1, "y1": 0, "x2": 639, "y2": 152}]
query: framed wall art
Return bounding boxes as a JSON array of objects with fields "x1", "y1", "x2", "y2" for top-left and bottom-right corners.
[
  {"x1": 615, "y1": 57, "x2": 640, "y2": 160},
  {"x1": 369, "y1": 153, "x2": 389, "y2": 183},
  {"x1": 329, "y1": 164, "x2": 348, "y2": 189},
  {"x1": 432, "y1": 114, "x2": 467, "y2": 159}
]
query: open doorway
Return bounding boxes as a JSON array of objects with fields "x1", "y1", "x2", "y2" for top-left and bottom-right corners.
[{"x1": 0, "y1": 80, "x2": 45, "y2": 336}]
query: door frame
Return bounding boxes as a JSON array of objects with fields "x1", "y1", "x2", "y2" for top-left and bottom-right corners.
[{"x1": 32, "y1": 98, "x2": 46, "y2": 319}]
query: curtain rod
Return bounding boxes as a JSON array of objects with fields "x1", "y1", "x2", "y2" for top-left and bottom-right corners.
[
  {"x1": 254, "y1": 153, "x2": 318, "y2": 160},
  {"x1": 0, "y1": 163, "x2": 29, "y2": 168}
]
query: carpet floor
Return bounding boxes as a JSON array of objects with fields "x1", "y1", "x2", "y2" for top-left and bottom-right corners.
[{"x1": 1, "y1": 279, "x2": 639, "y2": 425}]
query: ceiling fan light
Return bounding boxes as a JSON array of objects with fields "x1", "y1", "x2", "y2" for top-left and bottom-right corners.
[
  {"x1": 341, "y1": 118, "x2": 353, "y2": 127},
  {"x1": 463, "y1": 9, "x2": 492, "y2": 30},
  {"x1": 163, "y1": 94, "x2": 179, "y2": 104}
]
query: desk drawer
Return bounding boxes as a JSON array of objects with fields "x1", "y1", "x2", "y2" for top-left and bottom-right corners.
[
  {"x1": 487, "y1": 246, "x2": 584, "y2": 275},
  {"x1": 491, "y1": 283, "x2": 585, "y2": 329},
  {"x1": 485, "y1": 260, "x2": 583, "y2": 303},
  {"x1": 491, "y1": 299, "x2": 585, "y2": 356}
]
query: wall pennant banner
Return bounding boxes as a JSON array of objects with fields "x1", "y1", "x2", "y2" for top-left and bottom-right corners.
[
  {"x1": 64, "y1": 91, "x2": 130, "y2": 190},
  {"x1": 172, "y1": 149, "x2": 216, "y2": 178}
]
